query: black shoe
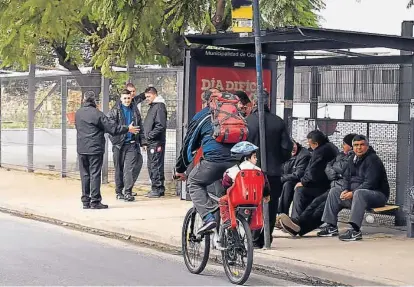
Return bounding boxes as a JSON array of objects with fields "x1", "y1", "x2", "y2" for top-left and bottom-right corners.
[
  {"x1": 339, "y1": 229, "x2": 362, "y2": 241},
  {"x1": 147, "y1": 191, "x2": 161, "y2": 198},
  {"x1": 131, "y1": 192, "x2": 137, "y2": 196},
  {"x1": 116, "y1": 194, "x2": 125, "y2": 200},
  {"x1": 90, "y1": 203, "x2": 109, "y2": 209},
  {"x1": 124, "y1": 194, "x2": 135, "y2": 202},
  {"x1": 83, "y1": 203, "x2": 90, "y2": 209},
  {"x1": 317, "y1": 225, "x2": 339, "y2": 237}
]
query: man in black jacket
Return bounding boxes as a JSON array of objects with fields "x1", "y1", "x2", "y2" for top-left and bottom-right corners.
[
  {"x1": 278, "y1": 141, "x2": 311, "y2": 215},
  {"x1": 108, "y1": 89, "x2": 147, "y2": 202},
  {"x1": 143, "y1": 87, "x2": 168, "y2": 198},
  {"x1": 75, "y1": 93, "x2": 139, "y2": 209},
  {"x1": 246, "y1": 91, "x2": 293, "y2": 248},
  {"x1": 318, "y1": 134, "x2": 389, "y2": 241},
  {"x1": 279, "y1": 133, "x2": 356, "y2": 236},
  {"x1": 291, "y1": 130, "x2": 338, "y2": 222},
  {"x1": 126, "y1": 83, "x2": 146, "y2": 108}
]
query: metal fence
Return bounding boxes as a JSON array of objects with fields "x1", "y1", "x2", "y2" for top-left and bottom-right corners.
[
  {"x1": 0, "y1": 68, "x2": 183, "y2": 191},
  {"x1": 0, "y1": 62, "x2": 412, "y2": 227},
  {"x1": 277, "y1": 64, "x2": 401, "y2": 104}
]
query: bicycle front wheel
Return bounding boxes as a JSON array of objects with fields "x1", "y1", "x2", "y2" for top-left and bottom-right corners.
[
  {"x1": 221, "y1": 213, "x2": 253, "y2": 285},
  {"x1": 182, "y1": 208, "x2": 211, "y2": 274}
]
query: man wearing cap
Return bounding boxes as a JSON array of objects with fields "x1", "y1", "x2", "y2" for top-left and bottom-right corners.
[
  {"x1": 75, "y1": 93, "x2": 139, "y2": 209},
  {"x1": 246, "y1": 90, "x2": 293, "y2": 249},
  {"x1": 174, "y1": 88, "x2": 237, "y2": 234}
]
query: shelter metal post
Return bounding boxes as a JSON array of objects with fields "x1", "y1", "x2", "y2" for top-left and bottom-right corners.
[
  {"x1": 284, "y1": 54, "x2": 294, "y2": 133},
  {"x1": 396, "y1": 21, "x2": 414, "y2": 226},
  {"x1": 27, "y1": 63, "x2": 35, "y2": 173},
  {"x1": 101, "y1": 76, "x2": 110, "y2": 184}
]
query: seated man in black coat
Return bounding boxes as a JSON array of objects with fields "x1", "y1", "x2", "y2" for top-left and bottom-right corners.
[
  {"x1": 278, "y1": 133, "x2": 356, "y2": 236},
  {"x1": 290, "y1": 130, "x2": 338, "y2": 223},
  {"x1": 278, "y1": 140, "x2": 311, "y2": 215},
  {"x1": 318, "y1": 134, "x2": 390, "y2": 241}
]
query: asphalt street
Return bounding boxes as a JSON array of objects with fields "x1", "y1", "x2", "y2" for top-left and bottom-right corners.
[{"x1": 0, "y1": 213, "x2": 297, "y2": 286}]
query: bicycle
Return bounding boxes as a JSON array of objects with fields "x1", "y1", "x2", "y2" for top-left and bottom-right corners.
[{"x1": 180, "y1": 169, "x2": 266, "y2": 285}]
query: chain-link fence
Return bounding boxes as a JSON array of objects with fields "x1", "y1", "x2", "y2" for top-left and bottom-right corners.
[{"x1": 0, "y1": 68, "x2": 183, "y2": 192}]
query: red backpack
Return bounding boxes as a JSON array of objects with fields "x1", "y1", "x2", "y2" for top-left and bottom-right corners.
[{"x1": 209, "y1": 91, "x2": 249, "y2": 143}]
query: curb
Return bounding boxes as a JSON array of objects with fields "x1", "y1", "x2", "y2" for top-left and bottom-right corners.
[{"x1": 0, "y1": 206, "x2": 346, "y2": 286}]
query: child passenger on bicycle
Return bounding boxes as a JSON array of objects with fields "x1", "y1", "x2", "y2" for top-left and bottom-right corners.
[{"x1": 221, "y1": 141, "x2": 271, "y2": 201}]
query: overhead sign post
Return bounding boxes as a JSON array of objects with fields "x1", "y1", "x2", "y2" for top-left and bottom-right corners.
[{"x1": 232, "y1": 0, "x2": 253, "y2": 33}]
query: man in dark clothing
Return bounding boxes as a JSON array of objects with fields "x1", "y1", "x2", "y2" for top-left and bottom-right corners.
[
  {"x1": 278, "y1": 141, "x2": 311, "y2": 215},
  {"x1": 246, "y1": 91, "x2": 293, "y2": 249},
  {"x1": 143, "y1": 87, "x2": 168, "y2": 198},
  {"x1": 174, "y1": 89, "x2": 236, "y2": 234},
  {"x1": 291, "y1": 130, "x2": 338, "y2": 222},
  {"x1": 318, "y1": 134, "x2": 389, "y2": 241},
  {"x1": 234, "y1": 90, "x2": 252, "y2": 117},
  {"x1": 126, "y1": 83, "x2": 146, "y2": 108},
  {"x1": 107, "y1": 89, "x2": 147, "y2": 202},
  {"x1": 279, "y1": 133, "x2": 356, "y2": 236},
  {"x1": 75, "y1": 93, "x2": 139, "y2": 209}
]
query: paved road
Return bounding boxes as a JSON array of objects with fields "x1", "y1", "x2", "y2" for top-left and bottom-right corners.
[{"x1": 0, "y1": 213, "x2": 296, "y2": 286}]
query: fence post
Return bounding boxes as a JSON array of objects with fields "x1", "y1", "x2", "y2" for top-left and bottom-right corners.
[
  {"x1": 27, "y1": 63, "x2": 36, "y2": 173},
  {"x1": 0, "y1": 79, "x2": 2, "y2": 167},
  {"x1": 310, "y1": 67, "x2": 320, "y2": 119},
  {"x1": 101, "y1": 75, "x2": 110, "y2": 184},
  {"x1": 176, "y1": 70, "x2": 184, "y2": 196},
  {"x1": 61, "y1": 76, "x2": 68, "y2": 178},
  {"x1": 344, "y1": 105, "x2": 352, "y2": 120}
]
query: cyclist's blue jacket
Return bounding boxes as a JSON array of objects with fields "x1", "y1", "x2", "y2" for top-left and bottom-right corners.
[{"x1": 175, "y1": 107, "x2": 234, "y2": 173}]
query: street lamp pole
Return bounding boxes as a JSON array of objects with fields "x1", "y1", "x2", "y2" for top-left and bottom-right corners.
[{"x1": 252, "y1": 0, "x2": 271, "y2": 249}]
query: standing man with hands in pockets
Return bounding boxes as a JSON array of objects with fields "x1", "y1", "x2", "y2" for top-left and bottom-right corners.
[
  {"x1": 143, "y1": 87, "x2": 168, "y2": 198},
  {"x1": 108, "y1": 89, "x2": 147, "y2": 202},
  {"x1": 75, "y1": 93, "x2": 139, "y2": 209}
]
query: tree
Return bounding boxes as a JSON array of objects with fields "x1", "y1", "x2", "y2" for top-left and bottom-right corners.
[
  {"x1": 155, "y1": 0, "x2": 326, "y2": 65},
  {"x1": 0, "y1": 0, "x2": 325, "y2": 75}
]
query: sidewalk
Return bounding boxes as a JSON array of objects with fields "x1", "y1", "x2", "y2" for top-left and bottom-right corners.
[{"x1": 0, "y1": 168, "x2": 412, "y2": 286}]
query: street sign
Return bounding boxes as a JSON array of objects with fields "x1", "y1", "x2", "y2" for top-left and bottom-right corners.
[{"x1": 232, "y1": 0, "x2": 253, "y2": 33}]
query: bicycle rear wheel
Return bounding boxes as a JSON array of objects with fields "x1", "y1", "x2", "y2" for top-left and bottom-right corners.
[
  {"x1": 221, "y1": 213, "x2": 253, "y2": 285},
  {"x1": 182, "y1": 208, "x2": 211, "y2": 274}
]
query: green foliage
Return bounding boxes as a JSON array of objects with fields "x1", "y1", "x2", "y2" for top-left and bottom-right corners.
[{"x1": 0, "y1": 0, "x2": 327, "y2": 73}]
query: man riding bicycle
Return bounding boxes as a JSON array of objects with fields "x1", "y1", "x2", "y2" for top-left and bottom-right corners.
[{"x1": 174, "y1": 89, "x2": 237, "y2": 234}]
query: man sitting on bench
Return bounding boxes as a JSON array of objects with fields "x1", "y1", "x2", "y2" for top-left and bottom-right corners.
[{"x1": 317, "y1": 134, "x2": 390, "y2": 241}]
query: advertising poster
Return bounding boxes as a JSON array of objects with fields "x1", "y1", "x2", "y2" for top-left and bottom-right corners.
[{"x1": 180, "y1": 48, "x2": 277, "y2": 200}]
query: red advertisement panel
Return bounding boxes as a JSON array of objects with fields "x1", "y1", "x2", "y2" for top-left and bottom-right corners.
[{"x1": 195, "y1": 66, "x2": 272, "y2": 111}]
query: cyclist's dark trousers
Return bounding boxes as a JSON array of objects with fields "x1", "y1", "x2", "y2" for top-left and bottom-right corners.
[
  {"x1": 187, "y1": 159, "x2": 235, "y2": 219},
  {"x1": 113, "y1": 143, "x2": 143, "y2": 196},
  {"x1": 147, "y1": 143, "x2": 166, "y2": 194},
  {"x1": 253, "y1": 175, "x2": 282, "y2": 247},
  {"x1": 79, "y1": 153, "x2": 104, "y2": 204}
]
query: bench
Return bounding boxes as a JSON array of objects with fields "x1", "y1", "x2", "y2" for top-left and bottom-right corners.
[{"x1": 369, "y1": 204, "x2": 399, "y2": 214}]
